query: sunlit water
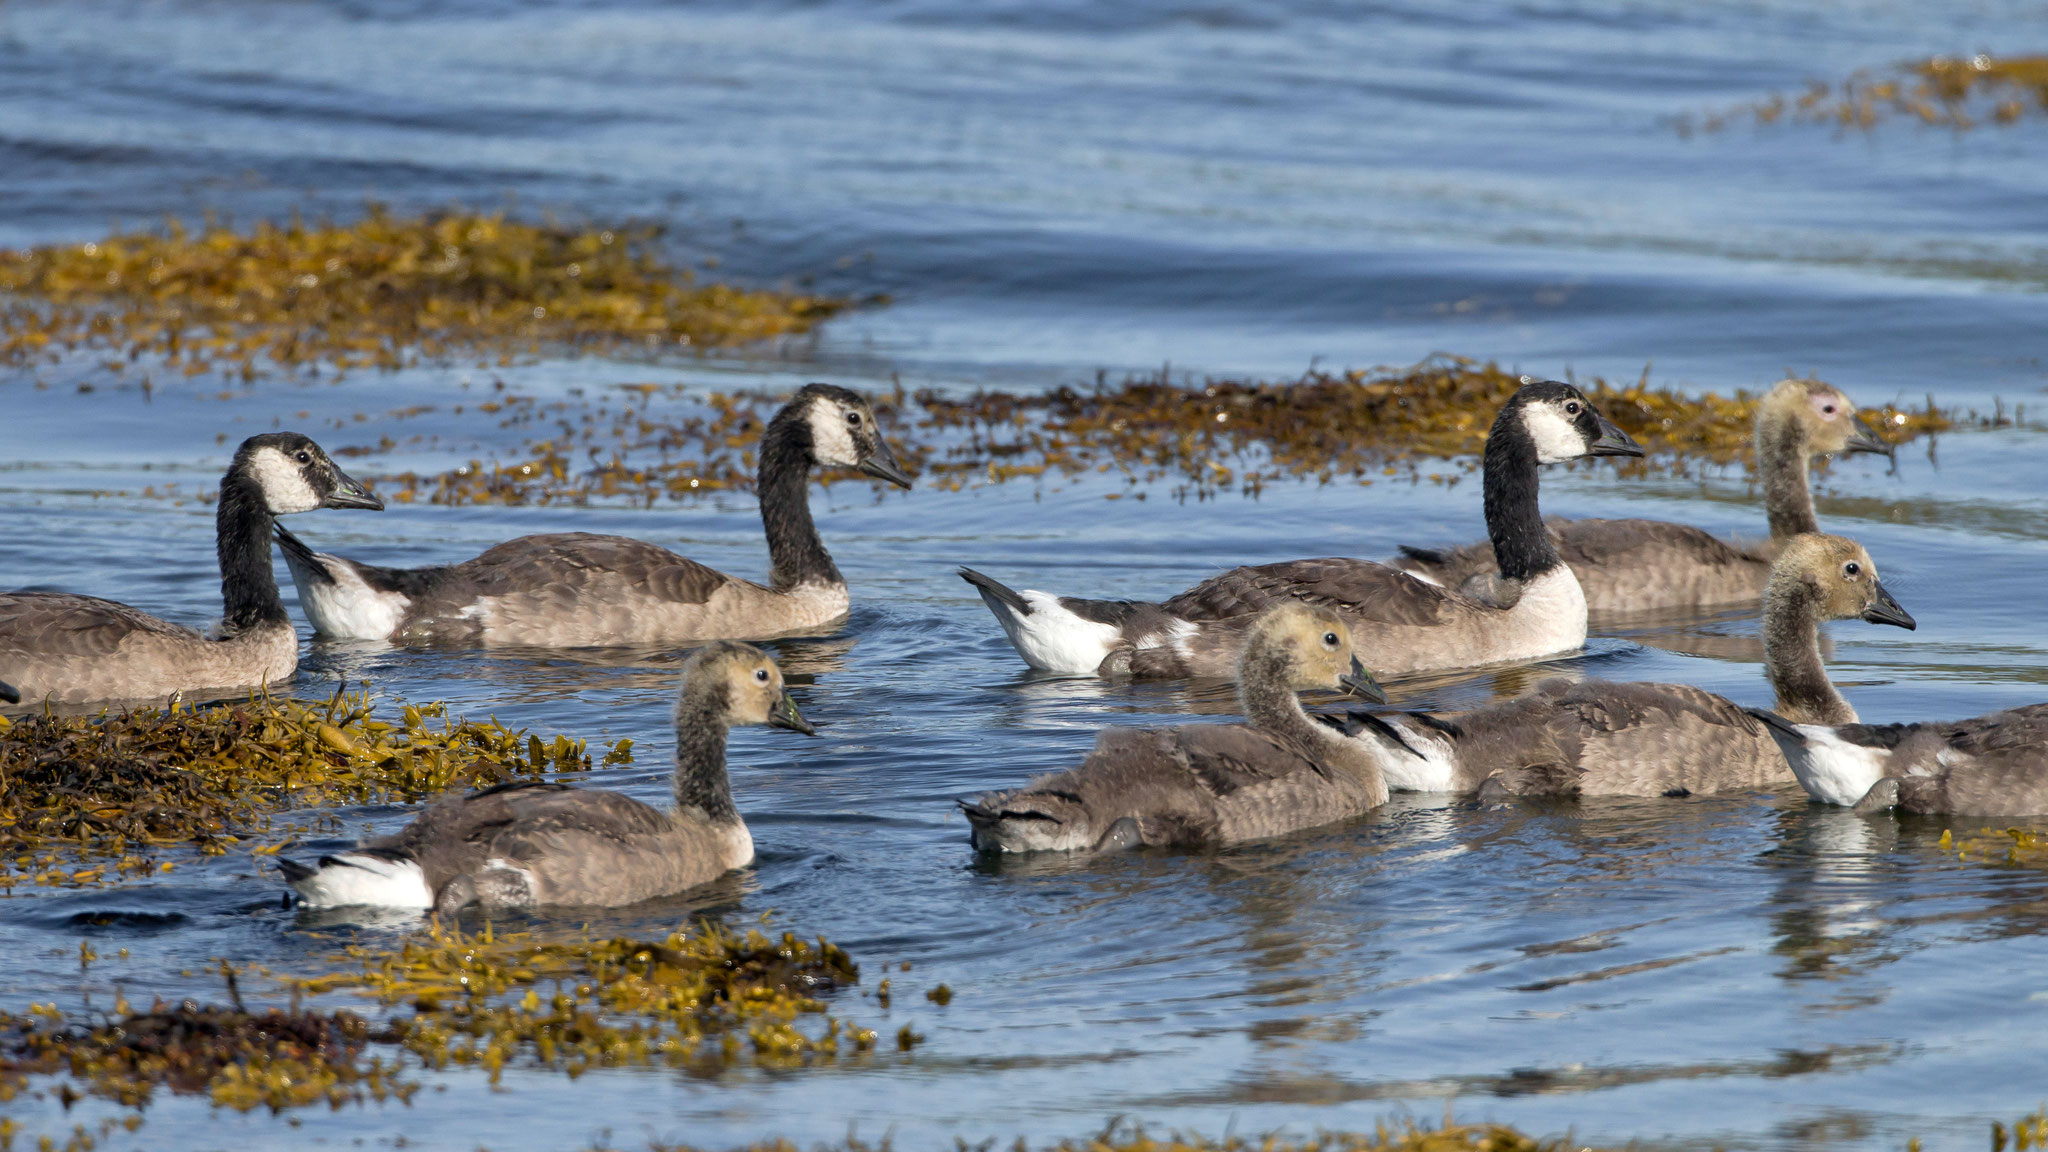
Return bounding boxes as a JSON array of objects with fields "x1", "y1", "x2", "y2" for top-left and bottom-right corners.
[{"x1": 5, "y1": 0, "x2": 2048, "y2": 1149}]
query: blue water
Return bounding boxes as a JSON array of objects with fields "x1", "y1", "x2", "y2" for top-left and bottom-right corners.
[{"x1": 4, "y1": 1, "x2": 2048, "y2": 1149}]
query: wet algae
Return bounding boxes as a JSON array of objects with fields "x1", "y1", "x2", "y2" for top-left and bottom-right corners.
[{"x1": 1685, "y1": 54, "x2": 2048, "y2": 134}]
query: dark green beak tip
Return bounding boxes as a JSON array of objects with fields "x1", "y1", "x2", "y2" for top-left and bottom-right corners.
[
  {"x1": 1590, "y1": 416, "x2": 1646, "y2": 459},
  {"x1": 1845, "y1": 421, "x2": 1895, "y2": 457},
  {"x1": 1864, "y1": 582, "x2": 1916, "y2": 631},
  {"x1": 860, "y1": 452, "x2": 915, "y2": 490},
  {"x1": 325, "y1": 469, "x2": 386, "y2": 511},
  {"x1": 1339, "y1": 657, "x2": 1389, "y2": 705},
  {"x1": 771, "y1": 691, "x2": 818, "y2": 736}
]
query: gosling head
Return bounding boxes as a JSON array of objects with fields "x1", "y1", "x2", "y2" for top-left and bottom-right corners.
[
  {"x1": 1501, "y1": 380, "x2": 1644, "y2": 465},
  {"x1": 232, "y1": 433, "x2": 384, "y2": 515},
  {"x1": 1241, "y1": 602, "x2": 1387, "y2": 703},
  {"x1": 1772, "y1": 533, "x2": 1915, "y2": 631},
  {"x1": 682, "y1": 641, "x2": 816, "y2": 734},
  {"x1": 1760, "y1": 378, "x2": 1891, "y2": 458},
  {"x1": 793, "y1": 383, "x2": 913, "y2": 488}
]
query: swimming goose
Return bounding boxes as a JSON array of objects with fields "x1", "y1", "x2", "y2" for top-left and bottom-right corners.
[
  {"x1": 959, "y1": 380, "x2": 1642, "y2": 679},
  {"x1": 1389, "y1": 378, "x2": 1891, "y2": 614},
  {"x1": 961, "y1": 602, "x2": 1389, "y2": 853},
  {"x1": 280, "y1": 641, "x2": 814, "y2": 915},
  {"x1": 0, "y1": 434, "x2": 382, "y2": 707},
  {"x1": 274, "y1": 383, "x2": 912, "y2": 647},
  {"x1": 1341, "y1": 533, "x2": 1915, "y2": 799}
]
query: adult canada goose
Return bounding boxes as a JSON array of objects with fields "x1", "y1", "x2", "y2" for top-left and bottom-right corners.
[
  {"x1": 0, "y1": 434, "x2": 382, "y2": 707},
  {"x1": 1340, "y1": 534, "x2": 1915, "y2": 799},
  {"x1": 961, "y1": 602, "x2": 1389, "y2": 853},
  {"x1": 281, "y1": 641, "x2": 814, "y2": 915},
  {"x1": 274, "y1": 383, "x2": 912, "y2": 647},
  {"x1": 1388, "y1": 378, "x2": 1891, "y2": 614},
  {"x1": 959, "y1": 380, "x2": 1642, "y2": 679}
]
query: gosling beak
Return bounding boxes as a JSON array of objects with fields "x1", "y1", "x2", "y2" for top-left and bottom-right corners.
[
  {"x1": 1861, "y1": 580, "x2": 1916, "y2": 630},
  {"x1": 859, "y1": 440, "x2": 915, "y2": 489},
  {"x1": 0, "y1": 678, "x2": 18, "y2": 705},
  {"x1": 1588, "y1": 414, "x2": 1645, "y2": 459},
  {"x1": 1338, "y1": 656, "x2": 1388, "y2": 705},
  {"x1": 322, "y1": 466, "x2": 386, "y2": 511},
  {"x1": 1844, "y1": 415, "x2": 1894, "y2": 458},
  {"x1": 769, "y1": 689, "x2": 818, "y2": 736}
]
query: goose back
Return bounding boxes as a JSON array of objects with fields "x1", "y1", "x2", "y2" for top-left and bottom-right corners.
[{"x1": 1767, "y1": 703, "x2": 2048, "y2": 817}]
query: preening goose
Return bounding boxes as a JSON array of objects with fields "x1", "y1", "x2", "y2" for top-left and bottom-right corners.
[
  {"x1": 1341, "y1": 533, "x2": 1915, "y2": 799},
  {"x1": 0, "y1": 434, "x2": 382, "y2": 707},
  {"x1": 275, "y1": 383, "x2": 912, "y2": 647},
  {"x1": 959, "y1": 380, "x2": 1642, "y2": 679},
  {"x1": 281, "y1": 641, "x2": 814, "y2": 915},
  {"x1": 960, "y1": 602, "x2": 1389, "y2": 854},
  {"x1": 1389, "y1": 378, "x2": 1891, "y2": 614}
]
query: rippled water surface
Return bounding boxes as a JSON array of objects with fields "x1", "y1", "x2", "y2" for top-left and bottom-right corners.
[{"x1": 5, "y1": 1, "x2": 2048, "y2": 1149}]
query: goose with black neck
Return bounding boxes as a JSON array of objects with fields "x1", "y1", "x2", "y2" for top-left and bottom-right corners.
[
  {"x1": 0, "y1": 433, "x2": 382, "y2": 708},
  {"x1": 275, "y1": 383, "x2": 913, "y2": 647},
  {"x1": 959, "y1": 380, "x2": 1642, "y2": 679}
]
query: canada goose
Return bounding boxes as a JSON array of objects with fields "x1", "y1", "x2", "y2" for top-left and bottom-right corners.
[
  {"x1": 1341, "y1": 534, "x2": 1915, "y2": 799},
  {"x1": 959, "y1": 380, "x2": 1642, "y2": 679},
  {"x1": 960, "y1": 602, "x2": 1389, "y2": 853},
  {"x1": 274, "y1": 383, "x2": 912, "y2": 647},
  {"x1": 1389, "y1": 379, "x2": 1891, "y2": 614},
  {"x1": 280, "y1": 641, "x2": 814, "y2": 915},
  {"x1": 1752, "y1": 687, "x2": 2048, "y2": 817},
  {"x1": 0, "y1": 434, "x2": 382, "y2": 707}
]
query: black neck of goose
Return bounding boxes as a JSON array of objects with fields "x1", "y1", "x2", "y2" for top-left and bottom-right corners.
[
  {"x1": 671, "y1": 687, "x2": 738, "y2": 824},
  {"x1": 1758, "y1": 414, "x2": 1818, "y2": 541},
  {"x1": 1483, "y1": 415, "x2": 1559, "y2": 582},
  {"x1": 758, "y1": 412, "x2": 841, "y2": 592},
  {"x1": 216, "y1": 474, "x2": 288, "y2": 636},
  {"x1": 1763, "y1": 576, "x2": 1854, "y2": 725},
  {"x1": 1237, "y1": 643, "x2": 1319, "y2": 744}
]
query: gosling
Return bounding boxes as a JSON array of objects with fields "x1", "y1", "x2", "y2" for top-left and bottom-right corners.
[
  {"x1": 961, "y1": 601, "x2": 1389, "y2": 853},
  {"x1": 280, "y1": 642, "x2": 814, "y2": 916}
]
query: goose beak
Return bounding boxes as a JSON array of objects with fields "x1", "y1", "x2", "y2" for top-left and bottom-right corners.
[
  {"x1": 1862, "y1": 581, "x2": 1916, "y2": 630},
  {"x1": 769, "y1": 689, "x2": 818, "y2": 736},
  {"x1": 1588, "y1": 415, "x2": 1645, "y2": 459},
  {"x1": 1844, "y1": 415, "x2": 1894, "y2": 458},
  {"x1": 323, "y1": 466, "x2": 386, "y2": 511},
  {"x1": 859, "y1": 441, "x2": 915, "y2": 489},
  {"x1": 1338, "y1": 656, "x2": 1388, "y2": 705},
  {"x1": 0, "y1": 679, "x2": 18, "y2": 705}
]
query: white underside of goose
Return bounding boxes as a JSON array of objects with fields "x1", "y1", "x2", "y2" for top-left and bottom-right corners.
[
  {"x1": 295, "y1": 561, "x2": 411, "y2": 641},
  {"x1": 1364, "y1": 719, "x2": 1460, "y2": 793},
  {"x1": 290, "y1": 853, "x2": 433, "y2": 909},
  {"x1": 1784, "y1": 726, "x2": 1890, "y2": 807},
  {"x1": 987, "y1": 590, "x2": 1122, "y2": 674}
]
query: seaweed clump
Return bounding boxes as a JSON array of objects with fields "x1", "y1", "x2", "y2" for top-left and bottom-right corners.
[
  {"x1": 1939, "y1": 826, "x2": 2048, "y2": 866},
  {"x1": 0, "y1": 690, "x2": 620, "y2": 889},
  {"x1": 0, "y1": 206, "x2": 847, "y2": 380},
  {"x1": 1682, "y1": 54, "x2": 2048, "y2": 134},
  {"x1": 376, "y1": 357, "x2": 1949, "y2": 506}
]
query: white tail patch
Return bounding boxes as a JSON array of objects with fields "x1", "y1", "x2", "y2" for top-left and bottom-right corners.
[
  {"x1": 290, "y1": 854, "x2": 433, "y2": 910},
  {"x1": 1783, "y1": 726, "x2": 1891, "y2": 807},
  {"x1": 973, "y1": 587, "x2": 1121, "y2": 674},
  {"x1": 284, "y1": 554, "x2": 410, "y2": 641}
]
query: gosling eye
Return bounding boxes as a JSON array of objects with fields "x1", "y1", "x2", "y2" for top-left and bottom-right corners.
[
  {"x1": 846, "y1": 410, "x2": 863, "y2": 427},
  {"x1": 295, "y1": 450, "x2": 312, "y2": 464},
  {"x1": 1322, "y1": 631, "x2": 1339, "y2": 647},
  {"x1": 1563, "y1": 401, "x2": 1581, "y2": 416},
  {"x1": 1822, "y1": 404, "x2": 1837, "y2": 415},
  {"x1": 1843, "y1": 561, "x2": 1861, "y2": 578},
  {"x1": 754, "y1": 668, "x2": 770, "y2": 683}
]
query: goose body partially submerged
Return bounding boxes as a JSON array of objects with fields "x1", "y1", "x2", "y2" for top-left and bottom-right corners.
[
  {"x1": 281, "y1": 641, "x2": 814, "y2": 916},
  {"x1": 962, "y1": 602, "x2": 1389, "y2": 853},
  {"x1": 277, "y1": 384, "x2": 911, "y2": 647},
  {"x1": 1342, "y1": 534, "x2": 1915, "y2": 800},
  {"x1": 961, "y1": 381, "x2": 1642, "y2": 679}
]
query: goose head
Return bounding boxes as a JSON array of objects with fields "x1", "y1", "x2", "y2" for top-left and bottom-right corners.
[
  {"x1": 232, "y1": 433, "x2": 384, "y2": 515},
  {"x1": 795, "y1": 383, "x2": 914, "y2": 488},
  {"x1": 1500, "y1": 380, "x2": 1643, "y2": 465},
  {"x1": 686, "y1": 641, "x2": 816, "y2": 735},
  {"x1": 1241, "y1": 602, "x2": 1387, "y2": 703},
  {"x1": 1773, "y1": 533, "x2": 1915, "y2": 631},
  {"x1": 1761, "y1": 378, "x2": 1891, "y2": 458}
]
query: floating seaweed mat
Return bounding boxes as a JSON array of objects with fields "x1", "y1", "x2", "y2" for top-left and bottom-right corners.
[
  {"x1": 1682, "y1": 53, "x2": 2048, "y2": 134},
  {"x1": 0, "y1": 922, "x2": 870, "y2": 1128},
  {"x1": 374, "y1": 357, "x2": 1952, "y2": 506},
  {"x1": 0, "y1": 206, "x2": 848, "y2": 380},
  {"x1": 0, "y1": 691, "x2": 625, "y2": 890},
  {"x1": 1941, "y1": 826, "x2": 2048, "y2": 866}
]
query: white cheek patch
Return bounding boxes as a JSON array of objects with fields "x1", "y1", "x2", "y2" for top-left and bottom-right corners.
[
  {"x1": 807, "y1": 402, "x2": 860, "y2": 467},
  {"x1": 248, "y1": 446, "x2": 323, "y2": 514},
  {"x1": 1520, "y1": 405, "x2": 1589, "y2": 464}
]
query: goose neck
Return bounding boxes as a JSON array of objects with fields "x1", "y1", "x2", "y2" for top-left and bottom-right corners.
[
  {"x1": 1237, "y1": 647, "x2": 1321, "y2": 746},
  {"x1": 758, "y1": 412, "x2": 842, "y2": 592},
  {"x1": 1758, "y1": 414, "x2": 1818, "y2": 540},
  {"x1": 1763, "y1": 575, "x2": 1855, "y2": 724},
  {"x1": 671, "y1": 689, "x2": 739, "y2": 823},
  {"x1": 1482, "y1": 417, "x2": 1559, "y2": 582},
  {"x1": 216, "y1": 474, "x2": 290, "y2": 636}
]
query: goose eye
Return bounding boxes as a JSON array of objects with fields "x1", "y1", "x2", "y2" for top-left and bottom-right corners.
[
  {"x1": 1843, "y1": 561, "x2": 1861, "y2": 578},
  {"x1": 1322, "y1": 631, "x2": 1339, "y2": 646},
  {"x1": 846, "y1": 410, "x2": 862, "y2": 427},
  {"x1": 1822, "y1": 404, "x2": 1836, "y2": 415},
  {"x1": 754, "y1": 668, "x2": 770, "y2": 683},
  {"x1": 295, "y1": 450, "x2": 312, "y2": 464},
  {"x1": 1563, "y1": 401, "x2": 1580, "y2": 415}
]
